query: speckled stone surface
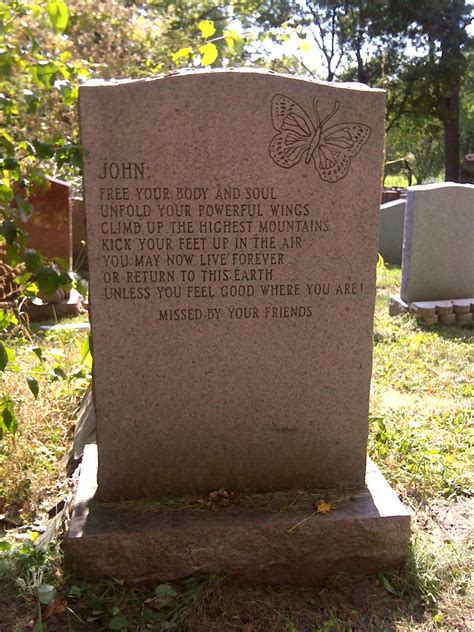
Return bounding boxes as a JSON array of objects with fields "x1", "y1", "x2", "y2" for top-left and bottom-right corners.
[
  {"x1": 401, "y1": 183, "x2": 474, "y2": 302},
  {"x1": 65, "y1": 444, "x2": 411, "y2": 584},
  {"x1": 80, "y1": 70, "x2": 386, "y2": 500}
]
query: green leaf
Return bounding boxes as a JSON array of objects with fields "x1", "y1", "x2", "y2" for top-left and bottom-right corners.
[
  {"x1": 0, "y1": 309, "x2": 17, "y2": 331},
  {"x1": 75, "y1": 276, "x2": 89, "y2": 296},
  {"x1": 172, "y1": 47, "x2": 191, "y2": 63},
  {"x1": 154, "y1": 583, "x2": 178, "y2": 600},
  {"x1": 0, "y1": 341, "x2": 8, "y2": 371},
  {"x1": 32, "y1": 60, "x2": 57, "y2": 88},
  {"x1": 1, "y1": 398, "x2": 17, "y2": 435},
  {"x1": 15, "y1": 197, "x2": 32, "y2": 220},
  {"x1": 6, "y1": 243, "x2": 21, "y2": 267},
  {"x1": 51, "y1": 366, "x2": 67, "y2": 380},
  {"x1": 32, "y1": 618, "x2": 47, "y2": 632},
  {"x1": 68, "y1": 585, "x2": 82, "y2": 598},
  {"x1": 14, "y1": 272, "x2": 33, "y2": 287},
  {"x1": 198, "y1": 19, "x2": 216, "y2": 38},
  {"x1": 25, "y1": 249, "x2": 43, "y2": 272},
  {"x1": 55, "y1": 143, "x2": 83, "y2": 170},
  {"x1": 37, "y1": 267, "x2": 60, "y2": 296},
  {"x1": 0, "y1": 219, "x2": 16, "y2": 244},
  {"x1": 58, "y1": 271, "x2": 72, "y2": 288},
  {"x1": 51, "y1": 256, "x2": 68, "y2": 271},
  {"x1": 32, "y1": 140, "x2": 55, "y2": 159},
  {"x1": 32, "y1": 347, "x2": 43, "y2": 362},
  {"x1": 108, "y1": 615, "x2": 128, "y2": 630},
  {"x1": 23, "y1": 89, "x2": 41, "y2": 114},
  {"x1": 46, "y1": 1, "x2": 69, "y2": 33},
  {"x1": 0, "y1": 131, "x2": 15, "y2": 153},
  {"x1": 27, "y1": 375, "x2": 39, "y2": 399},
  {"x1": 0, "y1": 540, "x2": 11, "y2": 551},
  {"x1": 0, "y1": 49, "x2": 13, "y2": 77},
  {"x1": 55, "y1": 80, "x2": 78, "y2": 105},
  {"x1": 0, "y1": 182, "x2": 13, "y2": 203},
  {"x1": 198, "y1": 42, "x2": 218, "y2": 66},
  {"x1": 142, "y1": 608, "x2": 158, "y2": 624},
  {"x1": 1, "y1": 158, "x2": 18, "y2": 170},
  {"x1": 378, "y1": 572, "x2": 399, "y2": 596},
  {"x1": 80, "y1": 334, "x2": 91, "y2": 361},
  {"x1": 38, "y1": 583, "x2": 56, "y2": 605}
]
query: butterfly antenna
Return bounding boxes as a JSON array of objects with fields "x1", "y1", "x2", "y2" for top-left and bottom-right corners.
[
  {"x1": 321, "y1": 100, "x2": 340, "y2": 126},
  {"x1": 313, "y1": 99, "x2": 320, "y2": 128}
]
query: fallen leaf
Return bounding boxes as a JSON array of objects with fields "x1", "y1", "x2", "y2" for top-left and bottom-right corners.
[
  {"x1": 44, "y1": 595, "x2": 67, "y2": 619},
  {"x1": 207, "y1": 489, "x2": 238, "y2": 508},
  {"x1": 313, "y1": 500, "x2": 334, "y2": 514}
]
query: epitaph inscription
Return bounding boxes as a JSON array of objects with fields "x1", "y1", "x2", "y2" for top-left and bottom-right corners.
[
  {"x1": 95, "y1": 176, "x2": 365, "y2": 317},
  {"x1": 80, "y1": 71, "x2": 386, "y2": 500}
]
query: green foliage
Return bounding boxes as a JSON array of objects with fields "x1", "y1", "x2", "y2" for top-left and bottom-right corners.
[
  {"x1": 46, "y1": 1, "x2": 69, "y2": 33},
  {"x1": 249, "y1": 0, "x2": 472, "y2": 182},
  {"x1": 0, "y1": 396, "x2": 17, "y2": 437}
]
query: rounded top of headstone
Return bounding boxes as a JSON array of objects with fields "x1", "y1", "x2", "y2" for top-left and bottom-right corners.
[
  {"x1": 408, "y1": 182, "x2": 474, "y2": 192},
  {"x1": 81, "y1": 68, "x2": 385, "y2": 94}
]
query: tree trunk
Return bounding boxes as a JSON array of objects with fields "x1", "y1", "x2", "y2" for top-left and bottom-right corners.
[{"x1": 443, "y1": 85, "x2": 460, "y2": 182}]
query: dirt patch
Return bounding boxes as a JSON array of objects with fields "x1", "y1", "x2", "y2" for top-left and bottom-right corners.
[
  {"x1": 378, "y1": 389, "x2": 460, "y2": 414},
  {"x1": 429, "y1": 497, "x2": 474, "y2": 544}
]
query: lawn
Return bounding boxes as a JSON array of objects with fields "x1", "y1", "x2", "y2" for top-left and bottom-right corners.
[{"x1": 0, "y1": 266, "x2": 472, "y2": 631}]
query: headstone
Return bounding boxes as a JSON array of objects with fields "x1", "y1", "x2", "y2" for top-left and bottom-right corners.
[
  {"x1": 378, "y1": 199, "x2": 406, "y2": 265},
  {"x1": 460, "y1": 153, "x2": 474, "y2": 184},
  {"x1": 401, "y1": 183, "x2": 474, "y2": 303},
  {"x1": 23, "y1": 176, "x2": 72, "y2": 268},
  {"x1": 382, "y1": 188, "x2": 401, "y2": 204},
  {"x1": 72, "y1": 197, "x2": 88, "y2": 272},
  {"x1": 81, "y1": 70, "x2": 386, "y2": 500},
  {"x1": 66, "y1": 70, "x2": 410, "y2": 583}
]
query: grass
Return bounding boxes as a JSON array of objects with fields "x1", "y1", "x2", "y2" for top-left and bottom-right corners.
[{"x1": 0, "y1": 267, "x2": 473, "y2": 631}]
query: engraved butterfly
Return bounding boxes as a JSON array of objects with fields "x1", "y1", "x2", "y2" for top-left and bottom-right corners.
[{"x1": 269, "y1": 94, "x2": 371, "y2": 182}]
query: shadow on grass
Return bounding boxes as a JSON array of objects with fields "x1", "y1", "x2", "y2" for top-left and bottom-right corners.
[{"x1": 423, "y1": 322, "x2": 474, "y2": 342}]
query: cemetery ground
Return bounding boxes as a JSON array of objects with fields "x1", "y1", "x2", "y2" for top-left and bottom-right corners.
[{"x1": 0, "y1": 266, "x2": 472, "y2": 632}]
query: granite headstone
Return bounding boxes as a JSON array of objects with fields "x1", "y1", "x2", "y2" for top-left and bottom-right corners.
[
  {"x1": 67, "y1": 70, "x2": 411, "y2": 585},
  {"x1": 401, "y1": 183, "x2": 474, "y2": 302},
  {"x1": 378, "y1": 199, "x2": 406, "y2": 265},
  {"x1": 80, "y1": 70, "x2": 386, "y2": 500}
]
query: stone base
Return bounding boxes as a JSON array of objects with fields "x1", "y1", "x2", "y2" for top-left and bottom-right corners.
[
  {"x1": 64, "y1": 445, "x2": 411, "y2": 585},
  {"x1": 389, "y1": 295, "x2": 474, "y2": 325}
]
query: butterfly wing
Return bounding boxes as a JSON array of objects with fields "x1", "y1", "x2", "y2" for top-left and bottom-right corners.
[
  {"x1": 313, "y1": 122, "x2": 371, "y2": 182},
  {"x1": 269, "y1": 94, "x2": 315, "y2": 169}
]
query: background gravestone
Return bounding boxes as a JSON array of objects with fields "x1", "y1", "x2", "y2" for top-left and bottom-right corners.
[
  {"x1": 378, "y1": 198, "x2": 406, "y2": 265},
  {"x1": 80, "y1": 70, "x2": 386, "y2": 500},
  {"x1": 401, "y1": 182, "x2": 474, "y2": 303},
  {"x1": 24, "y1": 176, "x2": 72, "y2": 268}
]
